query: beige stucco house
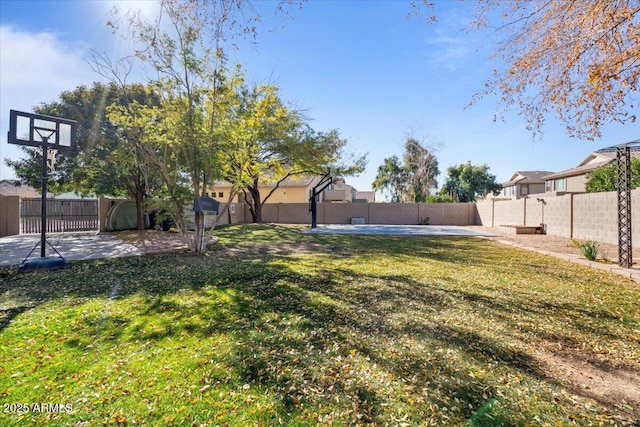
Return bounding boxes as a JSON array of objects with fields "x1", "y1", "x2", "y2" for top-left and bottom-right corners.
[
  {"x1": 542, "y1": 146, "x2": 640, "y2": 193},
  {"x1": 209, "y1": 176, "x2": 320, "y2": 204},
  {"x1": 500, "y1": 171, "x2": 553, "y2": 199},
  {"x1": 209, "y1": 175, "x2": 369, "y2": 204}
]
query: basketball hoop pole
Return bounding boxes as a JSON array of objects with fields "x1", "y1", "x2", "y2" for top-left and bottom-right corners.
[{"x1": 40, "y1": 138, "x2": 49, "y2": 257}]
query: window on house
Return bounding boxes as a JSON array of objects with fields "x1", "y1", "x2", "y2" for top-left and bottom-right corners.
[
  {"x1": 545, "y1": 181, "x2": 552, "y2": 192},
  {"x1": 218, "y1": 192, "x2": 224, "y2": 198},
  {"x1": 520, "y1": 185, "x2": 529, "y2": 195},
  {"x1": 554, "y1": 178, "x2": 566, "y2": 191}
]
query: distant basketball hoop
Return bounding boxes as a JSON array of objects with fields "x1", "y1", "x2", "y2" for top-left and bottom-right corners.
[
  {"x1": 309, "y1": 170, "x2": 332, "y2": 229},
  {"x1": 8, "y1": 110, "x2": 78, "y2": 272}
]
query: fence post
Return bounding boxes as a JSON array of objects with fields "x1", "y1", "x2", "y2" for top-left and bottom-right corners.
[
  {"x1": 570, "y1": 193, "x2": 574, "y2": 239},
  {"x1": 99, "y1": 198, "x2": 110, "y2": 232},
  {"x1": 491, "y1": 199, "x2": 495, "y2": 227},
  {"x1": 9, "y1": 196, "x2": 20, "y2": 236}
]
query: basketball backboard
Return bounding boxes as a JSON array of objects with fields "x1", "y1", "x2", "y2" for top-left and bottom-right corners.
[{"x1": 8, "y1": 109, "x2": 77, "y2": 152}]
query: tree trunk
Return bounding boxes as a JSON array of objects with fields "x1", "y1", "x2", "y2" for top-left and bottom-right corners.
[
  {"x1": 244, "y1": 179, "x2": 262, "y2": 223},
  {"x1": 135, "y1": 190, "x2": 146, "y2": 230},
  {"x1": 194, "y1": 211, "x2": 206, "y2": 252},
  {"x1": 251, "y1": 193, "x2": 262, "y2": 223},
  {"x1": 126, "y1": 174, "x2": 147, "y2": 231}
]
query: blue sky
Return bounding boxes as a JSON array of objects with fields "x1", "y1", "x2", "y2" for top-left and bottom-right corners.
[{"x1": 0, "y1": 0, "x2": 636, "y2": 195}]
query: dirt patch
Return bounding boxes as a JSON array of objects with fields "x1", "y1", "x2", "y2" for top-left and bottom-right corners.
[
  {"x1": 535, "y1": 349, "x2": 640, "y2": 418},
  {"x1": 114, "y1": 230, "x2": 195, "y2": 253},
  {"x1": 115, "y1": 229, "x2": 329, "y2": 257}
]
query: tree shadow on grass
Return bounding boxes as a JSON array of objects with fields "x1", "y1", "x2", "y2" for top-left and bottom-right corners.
[
  {"x1": 220, "y1": 265, "x2": 551, "y2": 424},
  {"x1": 219, "y1": 260, "x2": 632, "y2": 424},
  {"x1": 0, "y1": 305, "x2": 31, "y2": 333},
  {"x1": 442, "y1": 285, "x2": 637, "y2": 345}
]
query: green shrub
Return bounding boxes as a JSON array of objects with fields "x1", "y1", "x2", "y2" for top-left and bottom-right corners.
[
  {"x1": 575, "y1": 239, "x2": 600, "y2": 261},
  {"x1": 425, "y1": 194, "x2": 454, "y2": 203}
]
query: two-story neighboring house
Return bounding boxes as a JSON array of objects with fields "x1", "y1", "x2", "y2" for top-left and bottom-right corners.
[
  {"x1": 499, "y1": 171, "x2": 554, "y2": 199},
  {"x1": 327, "y1": 178, "x2": 375, "y2": 202},
  {"x1": 542, "y1": 146, "x2": 640, "y2": 193}
]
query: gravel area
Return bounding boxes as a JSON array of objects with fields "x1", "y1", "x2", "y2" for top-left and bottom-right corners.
[{"x1": 465, "y1": 226, "x2": 625, "y2": 263}]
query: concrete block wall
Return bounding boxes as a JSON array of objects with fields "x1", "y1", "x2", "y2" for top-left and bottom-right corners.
[
  {"x1": 369, "y1": 203, "x2": 418, "y2": 224},
  {"x1": 525, "y1": 198, "x2": 544, "y2": 226},
  {"x1": 241, "y1": 202, "x2": 474, "y2": 226},
  {"x1": 571, "y1": 190, "x2": 640, "y2": 245},
  {"x1": 275, "y1": 203, "x2": 312, "y2": 224},
  {"x1": 540, "y1": 195, "x2": 572, "y2": 238},
  {"x1": 572, "y1": 192, "x2": 617, "y2": 243},
  {"x1": 259, "y1": 203, "x2": 314, "y2": 224},
  {"x1": 475, "y1": 200, "x2": 494, "y2": 226},
  {"x1": 419, "y1": 203, "x2": 475, "y2": 225},
  {"x1": 492, "y1": 199, "x2": 525, "y2": 227},
  {"x1": 0, "y1": 195, "x2": 20, "y2": 237},
  {"x1": 477, "y1": 190, "x2": 640, "y2": 247},
  {"x1": 260, "y1": 204, "x2": 279, "y2": 223},
  {"x1": 326, "y1": 203, "x2": 369, "y2": 224}
]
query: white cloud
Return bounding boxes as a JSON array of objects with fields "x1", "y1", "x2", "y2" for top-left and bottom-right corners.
[
  {"x1": 0, "y1": 26, "x2": 97, "y2": 114},
  {"x1": 0, "y1": 26, "x2": 99, "y2": 178},
  {"x1": 423, "y1": 34, "x2": 475, "y2": 72}
]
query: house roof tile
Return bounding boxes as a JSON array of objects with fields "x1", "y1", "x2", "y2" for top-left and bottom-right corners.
[
  {"x1": 502, "y1": 171, "x2": 554, "y2": 186},
  {"x1": 543, "y1": 145, "x2": 640, "y2": 181},
  {"x1": 0, "y1": 180, "x2": 40, "y2": 198}
]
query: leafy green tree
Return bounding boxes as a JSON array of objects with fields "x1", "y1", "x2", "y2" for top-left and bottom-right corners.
[
  {"x1": 221, "y1": 81, "x2": 366, "y2": 222},
  {"x1": 105, "y1": 0, "x2": 364, "y2": 239},
  {"x1": 586, "y1": 159, "x2": 640, "y2": 192},
  {"x1": 104, "y1": 0, "x2": 252, "y2": 251},
  {"x1": 441, "y1": 162, "x2": 501, "y2": 202},
  {"x1": 372, "y1": 155, "x2": 405, "y2": 202},
  {"x1": 372, "y1": 138, "x2": 439, "y2": 202},
  {"x1": 5, "y1": 82, "x2": 162, "y2": 230}
]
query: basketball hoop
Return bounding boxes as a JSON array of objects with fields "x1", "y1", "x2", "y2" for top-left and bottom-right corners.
[
  {"x1": 309, "y1": 170, "x2": 332, "y2": 229},
  {"x1": 7, "y1": 110, "x2": 77, "y2": 272}
]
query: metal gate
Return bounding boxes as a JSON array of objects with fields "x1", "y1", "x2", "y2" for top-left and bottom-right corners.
[{"x1": 20, "y1": 198, "x2": 99, "y2": 234}]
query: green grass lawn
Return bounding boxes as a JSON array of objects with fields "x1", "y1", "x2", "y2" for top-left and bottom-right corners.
[{"x1": 1, "y1": 224, "x2": 638, "y2": 426}]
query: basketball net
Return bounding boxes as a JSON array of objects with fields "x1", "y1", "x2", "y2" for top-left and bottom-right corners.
[
  {"x1": 38, "y1": 146, "x2": 58, "y2": 171},
  {"x1": 48, "y1": 148, "x2": 57, "y2": 171}
]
